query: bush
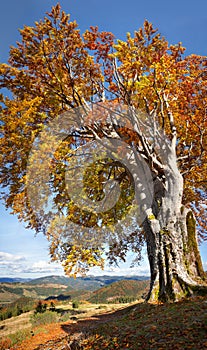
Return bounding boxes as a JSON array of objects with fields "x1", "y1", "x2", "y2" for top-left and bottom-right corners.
[
  {"x1": 8, "y1": 329, "x2": 31, "y2": 347},
  {"x1": 59, "y1": 312, "x2": 72, "y2": 323},
  {"x1": 31, "y1": 310, "x2": 59, "y2": 327},
  {"x1": 49, "y1": 301, "x2": 56, "y2": 311},
  {"x1": 97, "y1": 305, "x2": 107, "y2": 309},
  {"x1": 34, "y1": 300, "x2": 47, "y2": 314},
  {"x1": 0, "y1": 337, "x2": 12, "y2": 350},
  {"x1": 7, "y1": 311, "x2": 12, "y2": 318},
  {"x1": 72, "y1": 300, "x2": 79, "y2": 309}
]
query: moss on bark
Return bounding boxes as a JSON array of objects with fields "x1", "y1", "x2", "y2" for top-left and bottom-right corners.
[{"x1": 186, "y1": 211, "x2": 205, "y2": 279}]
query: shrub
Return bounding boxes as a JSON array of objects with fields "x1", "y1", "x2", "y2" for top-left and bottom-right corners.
[
  {"x1": 35, "y1": 300, "x2": 47, "y2": 314},
  {"x1": 72, "y1": 300, "x2": 79, "y2": 309},
  {"x1": 8, "y1": 329, "x2": 31, "y2": 347},
  {"x1": 7, "y1": 311, "x2": 12, "y2": 318},
  {"x1": 0, "y1": 337, "x2": 12, "y2": 350},
  {"x1": 49, "y1": 301, "x2": 56, "y2": 311},
  {"x1": 31, "y1": 310, "x2": 59, "y2": 327},
  {"x1": 97, "y1": 305, "x2": 107, "y2": 309},
  {"x1": 59, "y1": 312, "x2": 72, "y2": 323}
]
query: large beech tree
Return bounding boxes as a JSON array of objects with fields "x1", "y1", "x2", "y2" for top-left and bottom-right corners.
[{"x1": 0, "y1": 4, "x2": 207, "y2": 301}]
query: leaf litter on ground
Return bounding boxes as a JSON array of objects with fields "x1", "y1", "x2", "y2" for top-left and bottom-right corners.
[{"x1": 6, "y1": 296, "x2": 207, "y2": 350}]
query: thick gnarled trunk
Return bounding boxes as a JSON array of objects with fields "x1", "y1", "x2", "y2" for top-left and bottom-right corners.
[
  {"x1": 143, "y1": 158, "x2": 206, "y2": 302},
  {"x1": 145, "y1": 207, "x2": 205, "y2": 302}
]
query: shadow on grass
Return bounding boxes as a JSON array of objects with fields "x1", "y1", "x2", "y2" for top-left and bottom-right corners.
[{"x1": 60, "y1": 297, "x2": 207, "y2": 350}]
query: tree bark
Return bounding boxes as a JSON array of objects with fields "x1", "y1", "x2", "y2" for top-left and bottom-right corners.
[
  {"x1": 144, "y1": 207, "x2": 206, "y2": 302},
  {"x1": 143, "y1": 157, "x2": 206, "y2": 302}
]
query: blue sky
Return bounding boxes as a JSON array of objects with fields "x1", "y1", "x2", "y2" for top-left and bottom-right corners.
[{"x1": 0, "y1": 0, "x2": 206, "y2": 278}]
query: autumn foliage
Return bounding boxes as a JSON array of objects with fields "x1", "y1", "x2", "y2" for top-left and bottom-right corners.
[{"x1": 0, "y1": 4, "x2": 207, "y2": 300}]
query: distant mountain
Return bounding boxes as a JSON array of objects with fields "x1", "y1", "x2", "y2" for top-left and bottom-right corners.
[
  {"x1": 0, "y1": 275, "x2": 150, "y2": 304},
  {"x1": 29, "y1": 275, "x2": 72, "y2": 286},
  {"x1": 28, "y1": 275, "x2": 105, "y2": 290},
  {"x1": 0, "y1": 277, "x2": 32, "y2": 283},
  {"x1": 0, "y1": 274, "x2": 149, "y2": 286},
  {"x1": 86, "y1": 275, "x2": 149, "y2": 285},
  {"x1": 88, "y1": 279, "x2": 150, "y2": 303},
  {"x1": 29, "y1": 275, "x2": 149, "y2": 287},
  {"x1": 0, "y1": 275, "x2": 149, "y2": 288},
  {"x1": 0, "y1": 275, "x2": 149, "y2": 287}
]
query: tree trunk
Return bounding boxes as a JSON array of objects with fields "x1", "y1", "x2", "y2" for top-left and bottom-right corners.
[
  {"x1": 144, "y1": 207, "x2": 206, "y2": 302},
  {"x1": 143, "y1": 157, "x2": 206, "y2": 302},
  {"x1": 121, "y1": 134, "x2": 206, "y2": 302}
]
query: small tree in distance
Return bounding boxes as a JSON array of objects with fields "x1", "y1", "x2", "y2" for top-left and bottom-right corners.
[
  {"x1": 0, "y1": 4, "x2": 207, "y2": 302},
  {"x1": 72, "y1": 300, "x2": 79, "y2": 309},
  {"x1": 49, "y1": 301, "x2": 56, "y2": 311},
  {"x1": 35, "y1": 301, "x2": 47, "y2": 314}
]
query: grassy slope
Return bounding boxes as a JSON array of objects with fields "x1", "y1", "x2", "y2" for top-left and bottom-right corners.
[
  {"x1": 3, "y1": 296, "x2": 206, "y2": 350},
  {"x1": 88, "y1": 279, "x2": 149, "y2": 303},
  {"x1": 0, "y1": 283, "x2": 72, "y2": 302},
  {"x1": 0, "y1": 302, "x2": 129, "y2": 348},
  {"x1": 80, "y1": 297, "x2": 207, "y2": 349}
]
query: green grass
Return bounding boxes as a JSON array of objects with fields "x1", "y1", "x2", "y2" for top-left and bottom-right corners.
[
  {"x1": 1, "y1": 293, "x2": 207, "y2": 349},
  {"x1": 8, "y1": 329, "x2": 32, "y2": 347},
  {"x1": 78, "y1": 296, "x2": 207, "y2": 349},
  {"x1": 0, "y1": 297, "x2": 35, "y2": 321},
  {"x1": 31, "y1": 311, "x2": 59, "y2": 327}
]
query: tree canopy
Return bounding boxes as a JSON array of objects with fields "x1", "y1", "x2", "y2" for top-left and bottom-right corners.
[{"x1": 0, "y1": 4, "x2": 206, "y2": 285}]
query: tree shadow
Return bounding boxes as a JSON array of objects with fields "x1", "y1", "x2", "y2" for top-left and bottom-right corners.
[
  {"x1": 61, "y1": 302, "x2": 149, "y2": 335},
  {"x1": 60, "y1": 302, "x2": 154, "y2": 347}
]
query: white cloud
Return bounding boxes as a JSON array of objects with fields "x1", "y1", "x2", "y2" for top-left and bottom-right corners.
[
  {"x1": 0, "y1": 250, "x2": 150, "y2": 278},
  {"x1": 0, "y1": 252, "x2": 26, "y2": 262},
  {"x1": 32, "y1": 260, "x2": 54, "y2": 269},
  {"x1": 0, "y1": 251, "x2": 63, "y2": 277},
  {"x1": 107, "y1": 265, "x2": 150, "y2": 276},
  {"x1": 23, "y1": 260, "x2": 63, "y2": 274},
  {"x1": 89, "y1": 262, "x2": 150, "y2": 277},
  {"x1": 0, "y1": 250, "x2": 151, "y2": 278}
]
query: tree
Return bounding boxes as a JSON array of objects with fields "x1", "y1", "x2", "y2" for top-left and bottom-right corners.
[
  {"x1": 49, "y1": 301, "x2": 56, "y2": 311},
  {"x1": 72, "y1": 300, "x2": 79, "y2": 309},
  {"x1": 0, "y1": 4, "x2": 206, "y2": 302},
  {"x1": 35, "y1": 301, "x2": 47, "y2": 314}
]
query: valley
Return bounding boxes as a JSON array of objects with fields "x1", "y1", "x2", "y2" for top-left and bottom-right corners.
[{"x1": 0, "y1": 274, "x2": 149, "y2": 304}]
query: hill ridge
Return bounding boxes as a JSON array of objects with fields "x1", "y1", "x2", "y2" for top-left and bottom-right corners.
[{"x1": 0, "y1": 275, "x2": 150, "y2": 304}]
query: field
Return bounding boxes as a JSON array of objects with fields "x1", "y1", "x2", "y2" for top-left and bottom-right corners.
[
  {"x1": 0, "y1": 296, "x2": 207, "y2": 349},
  {"x1": 0, "y1": 300, "x2": 135, "y2": 348},
  {"x1": 0, "y1": 311, "x2": 33, "y2": 337},
  {"x1": 1, "y1": 276, "x2": 206, "y2": 349}
]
